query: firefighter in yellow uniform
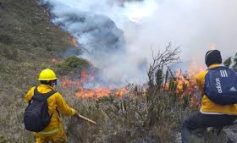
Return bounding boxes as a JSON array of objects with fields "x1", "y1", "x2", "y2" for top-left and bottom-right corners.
[
  {"x1": 24, "y1": 68, "x2": 77, "y2": 143},
  {"x1": 181, "y1": 50, "x2": 237, "y2": 143}
]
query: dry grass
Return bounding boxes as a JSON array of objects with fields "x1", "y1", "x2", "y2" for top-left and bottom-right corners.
[
  {"x1": 1, "y1": 0, "x2": 236, "y2": 142},
  {"x1": 0, "y1": 0, "x2": 73, "y2": 142},
  {"x1": 58, "y1": 87, "x2": 190, "y2": 143}
]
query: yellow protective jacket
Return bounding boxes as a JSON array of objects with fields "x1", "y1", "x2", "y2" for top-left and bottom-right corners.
[
  {"x1": 195, "y1": 64, "x2": 237, "y2": 115},
  {"x1": 24, "y1": 84, "x2": 77, "y2": 135}
]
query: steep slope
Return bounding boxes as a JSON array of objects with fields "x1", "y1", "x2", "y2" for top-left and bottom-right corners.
[
  {"x1": 1, "y1": 0, "x2": 237, "y2": 142},
  {"x1": 0, "y1": 0, "x2": 73, "y2": 141}
]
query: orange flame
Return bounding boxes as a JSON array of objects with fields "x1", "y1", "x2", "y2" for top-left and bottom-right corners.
[
  {"x1": 60, "y1": 69, "x2": 129, "y2": 99},
  {"x1": 75, "y1": 87, "x2": 111, "y2": 98},
  {"x1": 114, "y1": 87, "x2": 128, "y2": 97},
  {"x1": 169, "y1": 60, "x2": 204, "y2": 108},
  {"x1": 75, "y1": 87, "x2": 128, "y2": 99},
  {"x1": 61, "y1": 77, "x2": 82, "y2": 88}
]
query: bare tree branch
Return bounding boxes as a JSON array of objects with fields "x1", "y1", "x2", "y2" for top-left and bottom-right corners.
[
  {"x1": 145, "y1": 42, "x2": 180, "y2": 128},
  {"x1": 147, "y1": 42, "x2": 180, "y2": 93}
]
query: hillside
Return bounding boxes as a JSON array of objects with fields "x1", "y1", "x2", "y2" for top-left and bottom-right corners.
[
  {"x1": 0, "y1": 1, "x2": 185, "y2": 142},
  {"x1": 0, "y1": 0, "x2": 73, "y2": 87},
  {"x1": 0, "y1": 0, "x2": 75, "y2": 141},
  {"x1": 1, "y1": 0, "x2": 237, "y2": 143}
]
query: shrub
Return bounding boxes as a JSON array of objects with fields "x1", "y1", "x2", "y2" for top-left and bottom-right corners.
[
  {"x1": 224, "y1": 57, "x2": 232, "y2": 67},
  {"x1": 59, "y1": 85, "x2": 189, "y2": 143},
  {"x1": 57, "y1": 56, "x2": 91, "y2": 75}
]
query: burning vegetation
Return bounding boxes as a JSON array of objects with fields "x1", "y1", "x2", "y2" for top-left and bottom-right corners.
[
  {"x1": 56, "y1": 56, "x2": 131, "y2": 99},
  {"x1": 59, "y1": 43, "x2": 203, "y2": 110},
  {"x1": 60, "y1": 69, "x2": 130, "y2": 99},
  {"x1": 50, "y1": 41, "x2": 237, "y2": 143},
  {"x1": 1, "y1": 0, "x2": 237, "y2": 142}
]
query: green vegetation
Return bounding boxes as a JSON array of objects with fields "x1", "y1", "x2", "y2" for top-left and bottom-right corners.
[{"x1": 57, "y1": 56, "x2": 91, "y2": 75}]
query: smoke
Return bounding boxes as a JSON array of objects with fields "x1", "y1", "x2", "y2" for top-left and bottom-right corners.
[{"x1": 40, "y1": 0, "x2": 237, "y2": 87}]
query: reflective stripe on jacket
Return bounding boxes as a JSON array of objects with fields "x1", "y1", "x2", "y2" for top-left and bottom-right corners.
[
  {"x1": 24, "y1": 84, "x2": 77, "y2": 135},
  {"x1": 195, "y1": 64, "x2": 237, "y2": 115}
]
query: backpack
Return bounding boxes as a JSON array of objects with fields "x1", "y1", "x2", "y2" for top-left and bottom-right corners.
[
  {"x1": 204, "y1": 66, "x2": 237, "y2": 105},
  {"x1": 24, "y1": 87, "x2": 56, "y2": 132}
]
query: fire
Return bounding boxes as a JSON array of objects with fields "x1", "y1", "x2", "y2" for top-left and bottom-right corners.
[
  {"x1": 114, "y1": 87, "x2": 128, "y2": 97},
  {"x1": 175, "y1": 69, "x2": 188, "y2": 94},
  {"x1": 164, "y1": 60, "x2": 205, "y2": 108},
  {"x1": 61, "y1": 77, "x2": 82, "y2": 88},
  {"x1": 75, "y1": 87, "x2": 128, "y2": 99},
  {"x1": 75, "y1": 87, "x2": 111, "y2": 98},
  {"x1": 60, "y1": 59, "x2": 203, "y2": 103},
  {"x1": 175, "y1": 64, "x2": 203, "y2": 95},
  {"x1": 61, "y1": 69, "x2": 92, "y2": 88},
  {"x1": 173, "y1": 71, "x2": 200, "y2": 108},
  {"x1": 60, "y1": 69, "x2": 129, "y2": 99}
]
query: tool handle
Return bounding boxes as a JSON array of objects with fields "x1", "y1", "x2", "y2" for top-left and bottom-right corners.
[{"x1": 76, "y1": 114, "x2": 97, "y2": 125}]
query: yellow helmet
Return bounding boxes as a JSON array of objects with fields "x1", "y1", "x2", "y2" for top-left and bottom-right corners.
[{"x1": 38, "y1": 68, "x2": 57, "y2": 81}]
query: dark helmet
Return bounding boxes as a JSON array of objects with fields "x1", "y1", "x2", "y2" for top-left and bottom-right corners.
[{"x1": 205, "y1": 50, "x2": 222, "y2": 67}]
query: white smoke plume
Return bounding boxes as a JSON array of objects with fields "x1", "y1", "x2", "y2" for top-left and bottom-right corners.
[{"x1": 40, "y1": 0, "x2": 237, "y2": 87}]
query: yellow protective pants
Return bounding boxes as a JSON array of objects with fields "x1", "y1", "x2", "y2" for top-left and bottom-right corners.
[{"x1": 34, "y1": 128, "x2": 67, "y2": 143}]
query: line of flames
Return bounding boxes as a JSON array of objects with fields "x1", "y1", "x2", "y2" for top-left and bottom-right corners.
[
  {"x1": 60, "y1": 70, "x2": 129, "y2": 99},
  {"x1": 60, "y1": 61, "x2": 205, "y2": 109}
]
